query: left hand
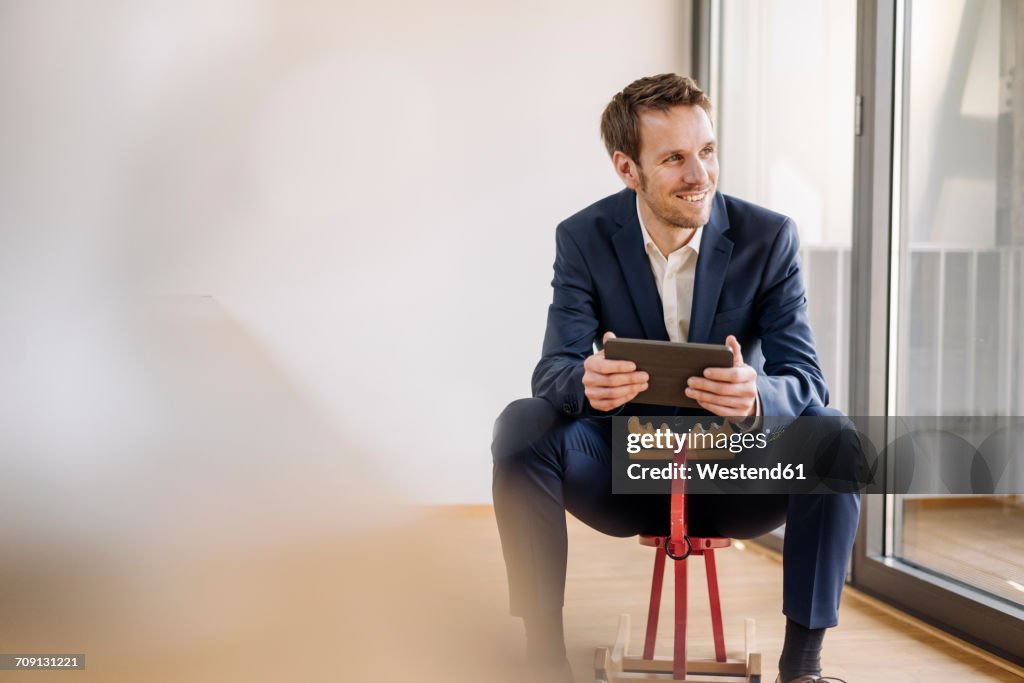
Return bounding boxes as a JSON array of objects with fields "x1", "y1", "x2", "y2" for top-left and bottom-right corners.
[{"x1": 684, "y1": 335, "x2": 758, "y2": 419}]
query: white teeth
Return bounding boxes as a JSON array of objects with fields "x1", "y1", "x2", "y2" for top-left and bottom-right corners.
[{"x1": 680, "y1": 192, "x2": 707, "y2": 202}]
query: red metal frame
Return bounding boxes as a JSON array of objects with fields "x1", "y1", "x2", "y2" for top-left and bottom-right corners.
[
  {"x1": 643, "y1": 547, "x2": 666, "y2": 659},
  {"x1": 639, "y1": 443, "x2": 731, "y2": 679}
]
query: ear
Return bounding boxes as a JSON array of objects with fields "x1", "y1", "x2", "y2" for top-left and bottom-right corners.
[{"x1": 611, "y1": 151, "x2": 641, "y2": 190}]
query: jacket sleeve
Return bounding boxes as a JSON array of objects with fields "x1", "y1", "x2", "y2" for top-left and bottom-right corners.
[
  {"x1": 530, "y1": 224, "x2": 609, "y2": 417},
  {"x1": 754, "y1": 218, "x2": 829, "y2": 418}
]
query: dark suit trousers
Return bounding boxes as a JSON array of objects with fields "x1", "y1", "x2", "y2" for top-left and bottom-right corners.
[{"x1": 491, "y1": 398, "x2": 861, "y2": 630}]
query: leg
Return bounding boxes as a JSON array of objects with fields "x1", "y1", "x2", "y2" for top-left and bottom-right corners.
[
  {"x1": 779, "y1": 405, "x2": 862, "y2": 682},
  {"x1": 781, "y1": 406, "x2": 862, "y2": 629},
  {"x1": 491, "y1": 398, "x2": 667, "y2": 617},
  {"x1": 704, "y1": 549, "x2": 726, "y2": 663},
  {"x1": 643, "y1": 547, "x2": 666, "y2": 660},
  {"x1": 673, "y1": 552, "x2": 687, "y2": 679}
]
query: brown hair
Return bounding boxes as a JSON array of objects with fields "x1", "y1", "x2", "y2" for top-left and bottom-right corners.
[{"x1": 600, "y1": 74, "x2": 713, "y2": 163}]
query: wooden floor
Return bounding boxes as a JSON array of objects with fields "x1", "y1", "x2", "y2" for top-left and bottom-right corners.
[
  {"x1": 5, "y1": 303, "x2": 1020, "y2": 681},
  {"x1": 901, "y1": 497, "x2": 1024, "y2": 606},
  {"x1": 3, "y1": 505, "x2": 1023, "y2": 682},
  {"x1": 558, "y1": 508, "x2": 1023, "y2": 682}
]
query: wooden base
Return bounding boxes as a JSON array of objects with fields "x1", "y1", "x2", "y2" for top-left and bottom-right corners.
[{"x1": 595, "y1": 614, "x2": 762, "y2": 682}]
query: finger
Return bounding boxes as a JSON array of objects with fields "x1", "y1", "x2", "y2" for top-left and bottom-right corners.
[
  {"x1": 725, "y1": 335, "x2": 744, "y2": 367},
  {"x1": 602, "y1": 330, "x2": 617, "y2": 345},
  {"x1": 593, "y1": 397, "x2": 634, "y2": 411},
  {"x1": 582, "y1": 349, "x2": 606, "y2": 369},
  {"x1": 585, "y1": 370, "x2": 649, "y2": 388},
  {"x1": 685, "y1": 386, "x2": 749, "y2": 409},
  {"x1": 586, "y1": 385, "x2": 624, "y2": 401},
  {"x1": 588, "y1": 391, "x2": 631, "y2": 410},
  {"x1": 696, "y1": 400, "x2": 741, "y2": 418},
  {"x1": 588, "y1": 384, "x2": 647, "y2": 402},
  {"x1": 693, "y1": 394, "x2": 752, "y2": 415},
  {"x1": 589, "y1": 383, "x2": 649, "y2": 400},
  {"x1": 703, "y1": 364, "x2": 756, "y2": 382},
  {"x1": 588, "y1": 357, "x2": 638, "y2": 375},
  {"x1": 688, "y1": 377, "x2": 753, "y2": 396}
]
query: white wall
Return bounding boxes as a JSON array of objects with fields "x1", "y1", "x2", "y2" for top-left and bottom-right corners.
[{"x1": 0, "y1": 1, "x2": 691, "y2": 503}]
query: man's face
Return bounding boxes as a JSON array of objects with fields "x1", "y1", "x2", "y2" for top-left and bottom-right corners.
[{"x1": 633, "y1": 105, "x2": 718, "y2": 230}]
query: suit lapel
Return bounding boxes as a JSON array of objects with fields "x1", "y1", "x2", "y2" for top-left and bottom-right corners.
[
  {"x1": 688, "y1": 192, "x2": 733, "y2": 344},
  {"x1": 611, "y1": 190, "x2": 669, "y2": 341}
]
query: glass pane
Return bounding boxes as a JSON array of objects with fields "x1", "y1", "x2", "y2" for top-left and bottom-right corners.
[
  {"x1": 719, "y1": 0, "x2": 856, "y2": 412},
  {"x1": 894, "y1": 0, "x2": 1024, "y2": 608}
]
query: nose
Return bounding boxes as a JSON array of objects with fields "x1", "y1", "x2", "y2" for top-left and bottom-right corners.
[{"x1": 682, "y1": 156, "x2": 709, "y2": 187}]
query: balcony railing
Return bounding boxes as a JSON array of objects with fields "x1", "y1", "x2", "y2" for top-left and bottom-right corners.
[{"x1": 800, "y1": 244, "x2": 1024, "y2": 416}]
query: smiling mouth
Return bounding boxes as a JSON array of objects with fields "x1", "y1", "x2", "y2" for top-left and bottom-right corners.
[{"x1": 677, "y1": 190, "x2": 710, "y2": 205}]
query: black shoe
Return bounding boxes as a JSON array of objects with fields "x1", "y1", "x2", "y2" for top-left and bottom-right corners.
[{"x1": 776, "y1": 676, "x2": 847, "y2": 683}]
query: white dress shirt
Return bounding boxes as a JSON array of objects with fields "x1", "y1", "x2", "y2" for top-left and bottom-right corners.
[{"x1": 636, "y1": 198, "x2": 702, "y2": 343}]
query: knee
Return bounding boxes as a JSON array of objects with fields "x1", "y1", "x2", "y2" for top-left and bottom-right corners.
[
  {"x1": 491, "y1": 398, "x2": 563, "y2": 466},
  {"x1": 800, "y1": 404, "x2": 843, "y2": 419},
  {"x1": 799, "y1": 406, "x2": 866, "y2": 490},
  {"x1": 800, "y1": 404, "x2": 855, "y2": 437}
]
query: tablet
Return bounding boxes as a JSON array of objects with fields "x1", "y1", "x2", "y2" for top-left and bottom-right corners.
[{"x1": 603, "y1": 338, "x2": 733, "y2": 408}]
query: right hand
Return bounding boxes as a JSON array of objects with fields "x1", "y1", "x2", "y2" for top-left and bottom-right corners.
[{"x1": 583, "y1": 332, "x2": 650, "y2": 411}]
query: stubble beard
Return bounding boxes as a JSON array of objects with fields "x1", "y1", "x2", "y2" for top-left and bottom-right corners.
[{"x1": 637, "y1": 169, "x2": 710, "y2": 231}]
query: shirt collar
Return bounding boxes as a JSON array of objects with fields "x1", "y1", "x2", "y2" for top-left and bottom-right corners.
[{"x1": 636, "y1": 196, "x2": 703, "y2": 258}]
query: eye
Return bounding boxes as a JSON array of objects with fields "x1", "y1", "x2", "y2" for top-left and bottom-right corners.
[
  {"x1": 665, "y1": 154, "x2": 682, "y2": 163},
  {"x1": 700, "y1": 146, "x2": 715, "y2": 158}
]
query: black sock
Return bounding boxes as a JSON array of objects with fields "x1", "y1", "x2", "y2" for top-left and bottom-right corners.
[
  {"x1": 778, "y1": 617, "x2": 825, "y2": 682},
  {"x1": 523, "y1": 609, "x2": 566, "y2": 665}
]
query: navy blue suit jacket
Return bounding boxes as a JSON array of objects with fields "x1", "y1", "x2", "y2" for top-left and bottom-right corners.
[{"x1": 531, "y1": 188, "x2": 828, "y2": 419}]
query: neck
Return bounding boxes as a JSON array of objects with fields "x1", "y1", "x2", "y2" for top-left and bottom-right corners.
[{"x1": 637, "y1": 197, "x2": 697, "y2": 258}]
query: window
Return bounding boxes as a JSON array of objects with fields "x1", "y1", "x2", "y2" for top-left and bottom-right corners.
[
  {"x1": 717, "y1": 0, "x2": 857, "y2": 412},
  {"x1": 710, "y1": 0, "x2": 1024, "y2": 659}
]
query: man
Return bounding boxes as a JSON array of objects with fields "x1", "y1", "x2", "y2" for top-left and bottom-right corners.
[{"x1": 491, "y1": 74, "x2": 860, "y2": 683}]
